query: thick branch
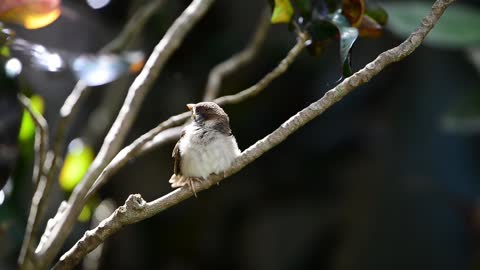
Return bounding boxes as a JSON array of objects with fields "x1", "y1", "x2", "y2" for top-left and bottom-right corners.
[
  {"x1": 52, "y1": 0, "x2": 456, "y2": 268},
  {"x1": 85, "y1": 33, "x2": 307, "y2": 199},
  {"x1": 203, "y1": 7, "x2": 270, "y2": 101},
  {"x1": 34, "y1": 0, "x2": 216, "y2": 269}
]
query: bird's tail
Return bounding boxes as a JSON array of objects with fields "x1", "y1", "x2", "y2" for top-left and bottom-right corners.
[{"x1": 169, "y1": 174, "x2": 187, "y2": 188}]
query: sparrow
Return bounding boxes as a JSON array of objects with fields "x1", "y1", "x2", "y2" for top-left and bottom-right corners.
[{"x1": 169, "y1": 102, "x2": 241, "y2": 196}]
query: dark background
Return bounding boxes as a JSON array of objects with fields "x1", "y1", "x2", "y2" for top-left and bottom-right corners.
[{"x1": 1, "y1": 0, "x2": 480, "y2": 269}]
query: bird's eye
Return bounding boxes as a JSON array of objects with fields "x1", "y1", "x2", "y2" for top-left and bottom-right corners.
[{"x1": 194, "y1": 112, "x2": 205, "y2": 121}]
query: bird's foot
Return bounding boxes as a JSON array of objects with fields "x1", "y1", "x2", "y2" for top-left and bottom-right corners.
[{"x1": 187, "y1": 177, "x2": 204, "y2": 197}]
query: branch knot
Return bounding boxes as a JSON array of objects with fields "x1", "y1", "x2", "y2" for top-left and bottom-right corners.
[{"x1": 125, "y1": 194, "x2": 146, "y2": 211}]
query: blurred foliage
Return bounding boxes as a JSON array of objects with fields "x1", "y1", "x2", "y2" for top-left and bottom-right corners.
[
  {"x1": 78, "y1": 203, "x2": 92, "y2": 223},
  {"x1": 269, "y1": 0, "x2": 388, "y2": 76},
  {"x1": 18, "y1": 94, "x2": 44, "y2": 143},
  {"x1": 78, "y1": 197, "x2": 99, "y2": 223},
  {"x1": 59, "y1": 138, "x2": 94, "y2": 192},
  {"x1": 384, "y1": 2, "x2": 480, "y2": 48},
  {"x1": 443, "y1": 89, "x2": 480, "y2": 134},
  {"x1": 0, "y1": 23, "x2": 145, "y2": 87},
  {"x1": 0, "y1": 45, "x2": 10, "y2": 57}
]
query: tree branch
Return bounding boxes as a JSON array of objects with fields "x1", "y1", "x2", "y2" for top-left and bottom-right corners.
[
  {"x1": 34, "y1": 1, "x2": 216, "y2": 269},
  {"x1": 16, "y1": 94, "x2": 49, "y2": 269},
  {"x1": 203, "y1": 7, "x2": 270, "y2": 101},
  {"x1": 51, "y1": 0, "x2": 456, "y2": 268},
  {"x1": 16, "y1": 94, "x2": 49, "y2": 189}
]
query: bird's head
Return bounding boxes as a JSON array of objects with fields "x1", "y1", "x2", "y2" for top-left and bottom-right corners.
[{"x1": 187, "y1": 102, "x2": 231, "y2": 135}]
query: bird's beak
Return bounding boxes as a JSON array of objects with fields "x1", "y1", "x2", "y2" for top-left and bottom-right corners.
[{"x1": 186, "y1": 104, "x2": 195, "y2": 111}]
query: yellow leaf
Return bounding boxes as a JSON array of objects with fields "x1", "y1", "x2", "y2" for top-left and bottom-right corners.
[
  {"x1": 271, "y1": 0, "x2": 294, "y2": 24},
  {"x1": 59, "y1": 139, "x2": 94, "y2": 192},
  {"x1": 18, "y1": 95, "x2": 45, "y2": 142},
  {"x1": 78, "y1": 204, "x2": 92, "y2": 223},
  {"x1": 0, "y1": 0, "x2": 61, "y2": 29},
  {"x1": 23, "y1": 7, "x2": 60, "y2": 29},
  {"x1": 0, "y1": 46, "x2": 10, "y2": 57}
]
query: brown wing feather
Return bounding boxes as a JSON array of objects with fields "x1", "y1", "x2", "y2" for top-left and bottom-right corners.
[{"x1": 172, "y1": 130, "x2": 185, "y2": 176}]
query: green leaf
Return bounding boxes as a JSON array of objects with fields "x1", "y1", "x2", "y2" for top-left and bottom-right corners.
[
  {"x1": 59, "y1": 139, "x2": 94, "y2": 192},
  {"x1": 18, "y1": 95, "x2": 44, "y2": 142},
  {"x1": 0, "y1": 46, "x2": 10, "y2": 57},
  {"x1": 331, "y1": 11, "x2": 359, "y2": 76},
  {"x1": 271, "y1": 0, "x2": 294, "y2": 24},
  {"x1": 384, "y1": 2, "x2": 480, "y2": 48},
  {"x1": 77, "y1": 197, "x2": 100, "y2": 223},
  {"x1": 78, "y1": 204, "x2": 92, "y2": 223}
]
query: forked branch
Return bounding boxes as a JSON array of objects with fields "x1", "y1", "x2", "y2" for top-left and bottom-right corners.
[{"x1": 52, "y1": 0, "x2": 457, "y2": 269}]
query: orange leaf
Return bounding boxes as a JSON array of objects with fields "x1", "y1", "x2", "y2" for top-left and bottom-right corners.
[
  {"x1": 0, "y1": 0, "x2": 61, "y2": 29},
  {"x1": 358, "y1": 14, "x2": 383, "y2": 38},
  {"x1": 341, "y1": 0, "x2": 365, "y2": 27}
]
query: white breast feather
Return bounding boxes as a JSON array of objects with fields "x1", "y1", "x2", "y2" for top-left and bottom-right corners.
[{"x1": 179, "y1": 125, "x2": 240, "y2": 179}]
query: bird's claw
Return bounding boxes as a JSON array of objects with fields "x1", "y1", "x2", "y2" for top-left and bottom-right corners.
[{"x1": 187, "y1": 177, "x2": 204, "y2": 197}]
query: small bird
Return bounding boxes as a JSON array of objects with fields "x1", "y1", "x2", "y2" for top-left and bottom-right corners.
[{"x1": 169, "y1": 102, "x2": 241, "y2": 196}]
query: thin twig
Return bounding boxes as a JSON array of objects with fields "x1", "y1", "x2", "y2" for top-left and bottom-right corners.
[
  {"x1": 34, "y1": 1, "x2": 216, "y2": 269},
  {"x1": 203, "y1": 7, "x2": 270, "y2": 101},
  {"x1": 85, "y1": 126, "x2": 183, "y2": 199},
  {"x1": 213, "y1": 33, "x2": 306, "y2": 106},
  {"x1": 16, "y1": 94, "x2": 49, "y2": 269},
  {"x1": 16, "y1": 94, "x2": 49, "y2": 189},
  {"x1": 85, "y1": 33, "x2": 308, "y2": 199},
  {"x1": 52, "y1": 0, "x2": 456, "y2": 268},
  {"x1": 84, "y1": 0, "x2": 168, "y2": 145},
  {"x1": 82, "y1": 79, "x2": 129, "y2": 146},
  {"x1": 101, "y1": 0, "x2": 166, "y2": 53}
]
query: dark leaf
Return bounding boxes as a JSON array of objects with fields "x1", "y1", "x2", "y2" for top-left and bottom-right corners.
[
  {"x1": 330, "y1": 11, "x2": 358, "y2": 76},
  {"x1": 293, "y1": 0, "x2": 312, "y2": 19},
  {"x1": 323, "y1": 0, "x2": 341, "y2": 13},
  {"x1": 305, "y1": 20, "x2": 338, "y2": 55}
]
